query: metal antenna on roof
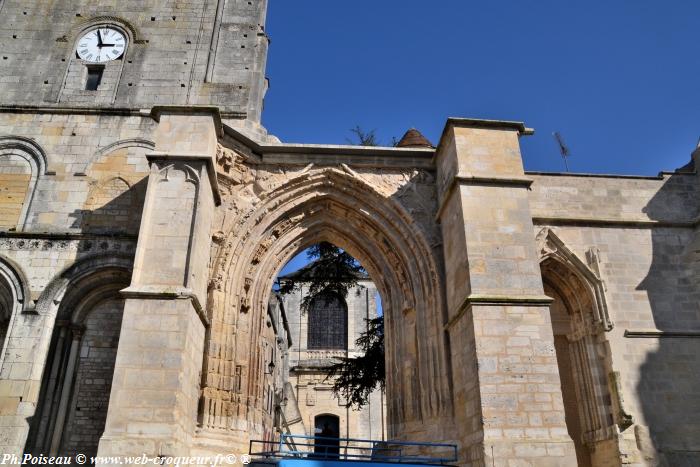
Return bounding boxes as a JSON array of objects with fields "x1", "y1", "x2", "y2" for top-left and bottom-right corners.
[{"x1": 553, "y1": 132, "x2": 571, "y2": 172}]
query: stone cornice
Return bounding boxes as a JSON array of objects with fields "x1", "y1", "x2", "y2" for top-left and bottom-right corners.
[
  {"x1": 445, "y1": 117, "x2": 534, "y2": 134},
  {"x1": 624, "y1": 329, "x2": 700, "y2": 338},
  {"x1": 533, "y1": 216, "x2": 700, "y2": 229},
  {"x1": 0, "y1": 231, "x2": 138, "y2": 241},
  {"x1": 221, "y1": 123, "x2": 435, "y2": 167},
  {"x1": 150, "y1": 105, "x2": 224, "y2": 138},
  {"x1": 435, "y1": 117, "x2": 534, "y2": 157},
  {"x1": 526, "y1": 170, "x2": 686, "y2": 181},
  {"x1": 445, "y1": 294, "x2": 554, "y2": 331},
  {"x1": 436, "y1": 174, "x2": 534, "y2": 222},
  {"x1": 120, "y1": 285, "x2": 210, "y2": 327},
  {"x1": 0, "y1": 105, "x2": 247, "y2": 121}
]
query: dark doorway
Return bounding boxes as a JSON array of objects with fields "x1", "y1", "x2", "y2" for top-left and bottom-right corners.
[{"x1": 314, "y1": 414, "x2": 340, "y2": 458}]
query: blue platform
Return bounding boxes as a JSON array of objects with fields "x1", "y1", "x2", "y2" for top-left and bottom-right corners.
[
  {"x1": 251, "y1": 460, "x2": 446, "y2": 467},
  {"x1": 249, "y1": 434, "x2": 457, "y2": 467}
]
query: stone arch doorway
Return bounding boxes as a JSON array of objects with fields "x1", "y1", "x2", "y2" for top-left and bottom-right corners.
[
  {"x1": 314, "y1": 414, "x2": 340, "y2": 457},
  {"x1": 538, "y1": 229, "x2": 620, "y2": 466},
  {"x1": 26, "y1": 267, "x2": 130, "y2": 460},
  {"x1": 201, "y1": 167, "x2": 453, "y2": 450}
]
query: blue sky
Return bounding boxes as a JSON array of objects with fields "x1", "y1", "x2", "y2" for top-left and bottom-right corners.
[
  {"x1": 263, "y1": 0, "x2": 700, "y2": 176},
  {"x1": 279, "y1": 250, "x2": 312, "y2": 277}
]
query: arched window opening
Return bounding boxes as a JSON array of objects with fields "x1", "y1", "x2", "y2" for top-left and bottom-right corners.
[
  {"x1": 0, "y1": 137, "x2": 47, "y2": 231},
  {"x1": 59, "y1": 20, "x2": 132, "y2": 103},
  {"x1": 307, "y1": 293, "x2": 348, "y2": 350}
]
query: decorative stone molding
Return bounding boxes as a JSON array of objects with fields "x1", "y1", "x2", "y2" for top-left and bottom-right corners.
[
  {"x1": 0, "y1": 255, "x2": 32, "y2": 314},
  {"x1": 536, "y1": 227, "x2": 613, "y2": 331},
  {"x1": 200, "y1": 162, "x2": 450, "y2": 438},
  {"x1": 0, "y1": 236, "x2": 136, "y2": 254}
]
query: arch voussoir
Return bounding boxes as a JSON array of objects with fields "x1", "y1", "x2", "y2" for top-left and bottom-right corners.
[{"x1": 200, "y1": 166, "x2": 451, "y2": 442}]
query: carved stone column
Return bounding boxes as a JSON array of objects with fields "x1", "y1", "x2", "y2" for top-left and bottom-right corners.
[
  {"x1": 436, "y1": 119, "x2": 577, "y2": 466},
  {"x1": 97, "y1": 108, "x2": 221, "y2": 464}
]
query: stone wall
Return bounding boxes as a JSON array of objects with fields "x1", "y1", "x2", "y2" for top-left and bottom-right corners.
[
  {"x1": 0, "y1": 0, "x2": 269, "y2": 119},
  {"x1": 60, "y1": 298, "x2": 124, "y2": 459},
  {"x1": 0, "y1": 24, "x2": 697, "y2": 462},
  {"x1": 0, "y1": 108, "x2": 697, "y2": 466},
  {"x1": 0, "y1": 113, "x2": 155, "y2": 232},
  {"x1": 529, "y1": 169, "x2": 700, "y2": 465}
]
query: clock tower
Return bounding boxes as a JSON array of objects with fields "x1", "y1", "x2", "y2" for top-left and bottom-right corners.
[
  {"x1": 0, "y1": 0, "x2": 270, "y2": 124},
  {"x1": 0, "y1": 2, "x2": 272, "y2": 460}
]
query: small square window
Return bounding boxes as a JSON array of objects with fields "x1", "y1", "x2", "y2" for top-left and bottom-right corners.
[{"x1": 85, "y1": 65, "x2": 104, "y2": 91}]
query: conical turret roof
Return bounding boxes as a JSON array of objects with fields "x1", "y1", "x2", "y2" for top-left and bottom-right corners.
[{"x1": 396, "y1": 128, "x2": 433, "y2": 148}]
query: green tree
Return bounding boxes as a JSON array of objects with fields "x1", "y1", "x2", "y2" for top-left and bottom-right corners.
[
  {"x1": 326, "y1": 316, "x2": 384, "y2": 409},
  {"x1": 277, "y1": 242, "x2": 365, "y2": 313}
]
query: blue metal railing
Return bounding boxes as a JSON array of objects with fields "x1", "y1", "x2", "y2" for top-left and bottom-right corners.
[{"x1": 249, "y1": 434, "x2": 458, "y2": 465}]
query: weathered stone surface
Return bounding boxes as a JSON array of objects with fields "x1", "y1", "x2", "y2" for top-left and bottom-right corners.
[{"x1": 0, "y1": 2, "x2": 698, "y2": 467}]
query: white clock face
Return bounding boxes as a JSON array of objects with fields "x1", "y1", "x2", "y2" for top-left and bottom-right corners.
[{"x1": 76, "y1": 28, "x2": 126, "y2": 63}]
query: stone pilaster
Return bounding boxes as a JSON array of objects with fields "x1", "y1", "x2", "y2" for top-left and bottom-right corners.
[
  {"x1": 436, "y1": 119, "x2": 577, "y2": 466},
  {"x1": 96, "y1": 108, "x2": 221, "y2": 464}
]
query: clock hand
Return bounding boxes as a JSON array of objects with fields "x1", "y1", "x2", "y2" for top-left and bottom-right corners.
[{"x1": 97, "y1": 29, "x2": 103, "y2": 47}]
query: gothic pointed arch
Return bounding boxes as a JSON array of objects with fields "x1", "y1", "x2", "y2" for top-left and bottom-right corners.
[
  {"x1": 79, "y1": 139, "x2": 155, "y2": 235},
  {"x1": 537, "y1": 227, "x2": 624, "y2": 466},
  {"x1": 82, "y1": 176, "x2": 140, "y2": 234},
  {"x1": 537, "y1": 227, "x2": 613, "y2": 330},
  {"x1": 201, "y1": 165, "x2": 452, "y2": 444}
]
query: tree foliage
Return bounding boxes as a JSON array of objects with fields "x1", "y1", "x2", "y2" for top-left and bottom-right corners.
[
  {"x1": 347, "y1": 126, "x2": 380, "y2": 146},
  {"x1": 347, "y1": 125, "x2": 398, "y2": 147},
  {"x1": 326, "y1": 316, "x2": 385, "y2": 409},
  {"x1": 277, "y1": 242, "x2": 366, "y2": 314}
]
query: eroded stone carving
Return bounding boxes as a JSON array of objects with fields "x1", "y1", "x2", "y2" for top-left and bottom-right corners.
[
  {"x1": 537, "y1": 227, "x2": 613, "y2": 331},
  {"x1": 199, "y1": 163, "x2": 450, "y2": 439}
]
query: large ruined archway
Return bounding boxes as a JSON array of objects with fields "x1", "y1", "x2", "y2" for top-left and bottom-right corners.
[{"x1": 200, "y1": 164, "x2": 453, "y2": 450}]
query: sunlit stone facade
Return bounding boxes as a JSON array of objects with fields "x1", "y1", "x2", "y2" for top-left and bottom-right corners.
[{"x1": 0, "y1": 1, "x2": 698, "y2": 466}]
